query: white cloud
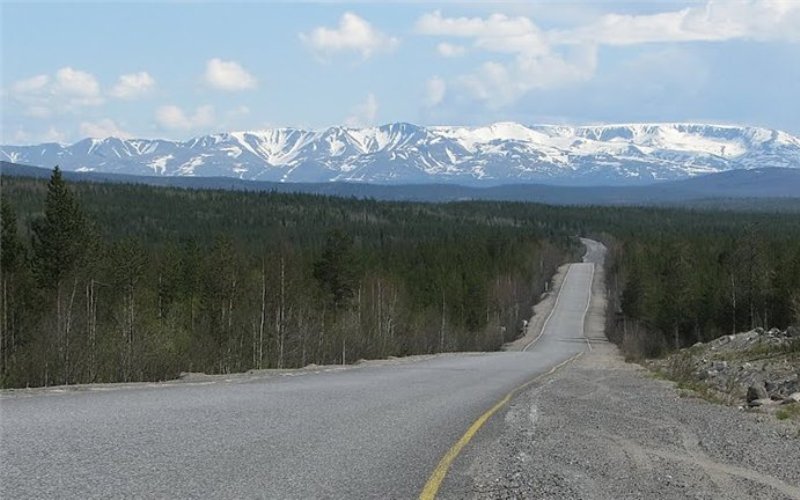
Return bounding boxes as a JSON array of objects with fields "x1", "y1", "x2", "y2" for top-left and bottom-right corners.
[
  {"x1": 8, "y1": 67, "x2": 104, "y2": 113},
  {"x1": 110, "y1": 72, "x2": 156, "y2": 99},
  {"x1": 425, "y1": 76, "x2": 447, "y2": 107},
  {"x1": 436, "y1": 42, "x2": 466, "y2": 58},
  {"x1": 204, "y1": 58, "x2": 257, "y2": 91},
  {"x1": 414, "y1": 2, "x2": 799, "y2": 108},
  {"x1": 416, "y1": 10, "x2": 534, "y2": 38},
  {"x1": 42, "y1": 127, "x2": 67, "y2": 144},
  {"x1": 7, "y1": 127, "x2": 31, "y2": 143},
  {"x1": 24, "y1": 106, "x2": 52, "y2": 119},
  {"x1": 416, "y1": 11, "x2": 594, "y2": 105},
  {"x1": 79, "y1": 119, "x2": 132, "y2": 139},
  {"x1": 301, "y1": 12, "x2": 399, "y2": 60},
  {"x1": 3, "y1": 126, "x2": 66, "y2": 145},
  {"x1": 10, "y1": 74, "x2": 50, "y2": 94},
  {"x1": 461, "y1": 47, "x2": 597, "y2": 107},
  {"x1": 345, "y1": 93, "x2": 378, "y2": 127},
  {"x1": 416, "y1": 10, "x2": 549, "y2": 56},
  {"x1": 550, "y1": 0, "x2": 800, "y2": 45},
  {"x1": 54, "y1": 67, "x2": 102, "y2": 104},
  {"x1": 156, "y1": 104, "x2": 215, "y2": 130}
]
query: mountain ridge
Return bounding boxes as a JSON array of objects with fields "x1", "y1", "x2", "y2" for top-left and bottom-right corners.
[
  {"x1": 4, "y1": 162, "x2": 799, "y2": 211},
  {"x1": 2, "y1": 122, "x2": 799, "y2": 186}
]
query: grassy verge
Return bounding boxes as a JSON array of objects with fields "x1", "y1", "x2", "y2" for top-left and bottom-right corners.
[{"x1": 776, "y1": 404, "x2": 800, "y2": 422}]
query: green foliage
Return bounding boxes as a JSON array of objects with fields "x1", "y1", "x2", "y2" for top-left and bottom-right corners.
[
  {"x1": 0, "y1": 170, "x2": 571, "y2": 387},
  {"x1": 606, "y1": 221, "x2": 800, "y2": 359},
  {"x1": 313, "y1": 230, "x2": 360, "y2": 308},
  {"x1": 776, "y1": 404, "x2": 800, "y2": 421},
  {"x1": 1, "y1": 198, "x2": 23, "y2": 273},
  {"x1": 30, "y1": 166, "x2": 87, "y2": 289},
  {"x1": 3, "y1": 167, "x2": 799, "y2": 386}
]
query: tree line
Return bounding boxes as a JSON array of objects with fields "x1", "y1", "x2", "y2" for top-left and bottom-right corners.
[
  {"x1": 3, "y1": 169, "x2": 800, "y2": 386},
  {"x1": 0, "y1": 169, "x2": 571, "y2": 387},
  {"x1": 603, "y1": 220, "x2": 800, "y2": 358}
]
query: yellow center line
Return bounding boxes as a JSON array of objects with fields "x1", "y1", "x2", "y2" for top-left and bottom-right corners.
[{"x1": 418, "y1": 352, "x2": 584, "y2": 500}]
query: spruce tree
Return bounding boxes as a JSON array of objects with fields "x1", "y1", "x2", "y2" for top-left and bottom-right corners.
[
  {"x1": 1, "y1": 197, "x2": 24, "y2": 379},
  {"x1": 313, "y1": 230, "x2": 360, "y2": 308},
  {"x1": 31, "y1": 166, "x2": 86, "y2": 290},
  {"x1": 31, "y1": 167, "x2": 87, "y2": 384}
]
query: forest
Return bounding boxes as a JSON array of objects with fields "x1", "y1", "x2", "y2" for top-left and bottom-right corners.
[
  {"x1": 1, "y1": 168, "x2": 799, "y2": 387},
  {"x1": 0, "y1": 169, "x2": 574, "y2": 387}
]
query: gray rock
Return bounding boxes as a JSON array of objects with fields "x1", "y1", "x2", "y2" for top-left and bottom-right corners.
[
  {"x1": 748, "y1": 398, "x2": 773, "y2": 407},
  {"x1": 747, "y1": 384, "x2": 768, "y2": 402},
  {"x1": 787, "y1": 326, "x2": 800, "y2": 338},
  {"x1": 712, "y1": 361, "x2": 728, "y2": 370},
  {"x1": 782, "y1": 392, "x2": 800, "y2": 404}
]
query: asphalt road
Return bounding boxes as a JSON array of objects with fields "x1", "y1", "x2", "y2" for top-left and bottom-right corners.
[{"x1": 0, "y1": 242, "x2": 602, "y2": 499}]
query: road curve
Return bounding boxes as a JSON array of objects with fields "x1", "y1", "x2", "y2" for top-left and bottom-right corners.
[{"x1": 0, "y1": 241, "x2": 604, "y2": 499}]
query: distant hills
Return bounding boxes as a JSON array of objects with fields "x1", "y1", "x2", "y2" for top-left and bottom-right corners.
[
  {"x1": 4, "y1": 161, "x2": 799, "y2": 210},
  {"x1": 2, "y1": 122, "x2": 799, "y2": 186}
]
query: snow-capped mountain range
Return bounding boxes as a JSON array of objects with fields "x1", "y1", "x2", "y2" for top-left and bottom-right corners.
[{"x1": 2, "y1": 122, "x2": 799, "y2": 185}]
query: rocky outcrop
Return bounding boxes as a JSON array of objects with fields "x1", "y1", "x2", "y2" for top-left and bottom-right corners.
[{"x1": 651, "y1": 328, "x2": 800, "y2": 409}]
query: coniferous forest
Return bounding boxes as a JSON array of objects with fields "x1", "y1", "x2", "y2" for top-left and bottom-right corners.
[{"x1": 1, "y1": 168, "x2": 799, "y2": 388}]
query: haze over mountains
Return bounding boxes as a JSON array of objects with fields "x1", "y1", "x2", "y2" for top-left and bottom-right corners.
[
  {"x1": 4, "y1": 162, "x2": 800, "y2": 213},
  {"x1": 2, "y1": 122, "x2": 799, "y2": 186}
]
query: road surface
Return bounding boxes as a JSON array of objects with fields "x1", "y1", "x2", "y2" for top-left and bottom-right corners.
[{"x1": 0, "y1": 241, "x2": 602, "y2": 499}]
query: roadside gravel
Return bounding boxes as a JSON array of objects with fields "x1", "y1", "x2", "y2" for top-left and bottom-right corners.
[
  {"x1": 445, "y1": 242, "x2": 800, "y2": 500},
  {"x1": 450, "y1": 339, "x2": 800, "y2": 499}
]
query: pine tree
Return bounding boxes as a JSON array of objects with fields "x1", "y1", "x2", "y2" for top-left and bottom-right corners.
[
  {"x1": 31, "y1": 167, "x2": 86, "y2": 290},
  {"x1": 313, "y1": 230, "x2": 360, "y2": 308},
  {"x1": 31, "y1": 166, "x2": 87, "y2": 384},
  {"x1": 1, "y1": 198, "x2": 24, "y2": 379}
]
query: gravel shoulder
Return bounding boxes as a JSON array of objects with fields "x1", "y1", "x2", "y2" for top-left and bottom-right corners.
[
  {"x1": 444, "y1": 249, "x2": 800, "y2": 500},
  {"x1": 504, "y1": 263, "x2": 571, "y2": 352}
]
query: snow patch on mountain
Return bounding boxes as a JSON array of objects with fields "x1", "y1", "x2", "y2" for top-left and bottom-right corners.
[{"x1": 2, "y1": 122, "x2": 799, "y2": 186}]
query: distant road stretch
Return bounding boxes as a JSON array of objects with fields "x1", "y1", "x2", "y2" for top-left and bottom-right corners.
[{"x1": 0, "y1": 240, "x2": 603, "y2": 499}]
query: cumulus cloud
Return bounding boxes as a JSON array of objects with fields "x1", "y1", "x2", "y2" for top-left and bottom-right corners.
[
  {"x1": 416, "y1": 11, "x2": 593, "y2": 106},
  {"x1": 460, "y1": 47, "x2": 598, "y2": 107},
  {"x1": 204, "y1": 58, "x2": 257, "y2": 91},
  {"x1": 344, "y1": 93, "x2": 379, "y2": 127},
  {"x1": 79, "y1": 118, "x2": 132, "y2": 139},
  {"x1": 301, "y1": 12, "x2": 399, "y2": 60},
  {"x1": 53, "y1": 67, "x2": 104, "y2": 106},
  {"x1": 425, "y1": 76, "x2": 447, "y2": 107},
  {"x1": 436, "y1": 42, "x2": 466, "y2": 58},
  {"x1": 414, "y1": 1, "x2": 799, "y2": 108},
  {"x1": 110, "y1": 72, "x2": 155, "y2": 99},
  {"x1": 156, "y1": 104, "x2": 215, "y2": 130},
  {"x1": 7, "y1": 67, "x2": 104, "y2": 114}
]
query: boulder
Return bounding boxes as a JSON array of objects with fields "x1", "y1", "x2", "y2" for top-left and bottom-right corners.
[
  {"x1": 747, "y1": 384, "x2": 768, "y2": 402},
  {"x1": 782, "y1": 392, "x2": 800, "y2": 404}
]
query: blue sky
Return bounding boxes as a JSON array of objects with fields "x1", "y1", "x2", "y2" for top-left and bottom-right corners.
[{"x1": 2, "y1": 1, "x2": 799, "y2": 143}]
